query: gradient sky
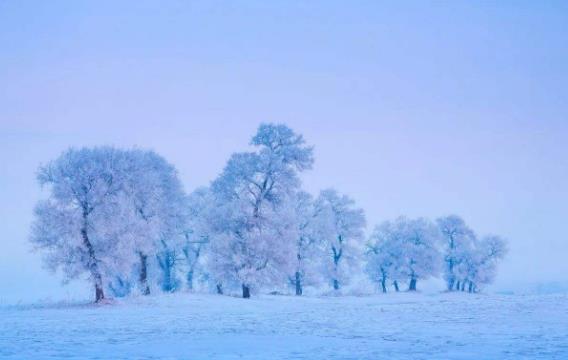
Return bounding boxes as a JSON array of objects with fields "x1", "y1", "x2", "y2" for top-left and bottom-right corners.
[{"x1": 1, "y1": 1, "x2": 567, "y2": 303}]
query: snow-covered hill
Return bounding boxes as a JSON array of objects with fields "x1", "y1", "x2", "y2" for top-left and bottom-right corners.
[{"x1": 1, "y1": 292, "x2": 566, "y2": 359}]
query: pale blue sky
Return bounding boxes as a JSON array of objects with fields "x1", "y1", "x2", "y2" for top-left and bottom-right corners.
[{"x1": 1, "y1": 1, "x2": 567, "y2": 303}]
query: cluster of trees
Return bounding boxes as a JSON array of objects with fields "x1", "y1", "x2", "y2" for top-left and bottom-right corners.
[
  {"x1": 365, "y1": 216, "x2": 507, "y2": 294},
  {"x1": 30, "y1": 124, "x2": 506, "y2": 302}
]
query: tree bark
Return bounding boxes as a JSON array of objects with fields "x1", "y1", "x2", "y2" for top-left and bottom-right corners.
[
  {"x1": 158, "y1": 252, "x2": 174, "y2": 292},
  {"x1": 187, "y1": 270, "x2": 194, "y2": 291},
  {"x1": 448, "y1": 258, "x2": 455, "y2": 291},
  {"x1": 332, "y1": 245, "x2": 341, "y2": 291},
  {"x1": 381, "y1": 278, "x2": 387, "y2": 293},
  {"x1": 163, "y1": 266, "x2": 171, "y2": 292},
  {"x1": 408, "y1": 278, "x2": 417, "y2": 291},
  {"x1": 139, "y1": 252, "x2": 150, "y2": 295},
  {"x1": 448, "y1": 278, "x2": 455, "y2": 291},
  {"x1": 333, "y1": 278, "x2": 340, "y2": 290},
  {"x1": 393, "y1": 280, "x2": 400, "y2": 292},
  {"x1": 95, "y1": 282, "x2": 105, "y2": 302},
  {"x1": 81, "y1": 216, "x2": 105, "y2": 303},
  {"x1": 242, "y1": 284, "x2": 251, "y2": 298},
  {"x1": 295, "y1": 271, "x2": 303, "y2": 296}
]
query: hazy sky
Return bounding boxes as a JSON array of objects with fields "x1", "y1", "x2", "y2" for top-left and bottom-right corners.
[{"x1": 1, "y1": 1, "x2": 567, "y2": 303}]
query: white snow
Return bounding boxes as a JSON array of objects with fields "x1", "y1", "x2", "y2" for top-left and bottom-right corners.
[{"x1": 1, "y1": 292, "x2": 567, "y2": 359}]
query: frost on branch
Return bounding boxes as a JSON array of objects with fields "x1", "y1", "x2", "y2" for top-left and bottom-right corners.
[
  {"x1": 208, "y1": 123, "x2": 314, "y2": 298},
  {"x1": 315, "y1": 189, "x2": 366, "y2": 291},
  {"x1": 31, "y1": 147, "x2": 135, "y2": 302},
  {"x1": 366, "y1": 217, "x2": 440, "y2": 292},
  {"x1": 30, "y1": 147, "x2": 186, "y2": 302}
]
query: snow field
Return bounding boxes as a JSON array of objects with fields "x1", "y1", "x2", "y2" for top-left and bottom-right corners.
[{"x1": 1, "y1": 292, "x2": 567, "y2": 359}]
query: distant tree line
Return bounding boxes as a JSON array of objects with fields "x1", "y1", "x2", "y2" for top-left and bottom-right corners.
[
  {"x1": 30, "y1": 124, "x2": 507, "y2": 302},
  {"x1": 366, "y1": 216, "x2": 507, "y2": 293}
]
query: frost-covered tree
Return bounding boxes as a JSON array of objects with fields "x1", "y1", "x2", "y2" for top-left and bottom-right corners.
[
  {"x1": 120, "y1": 150, "x2": 186, "y2": 295},
  {"x1": 366, "y1": 244, "x2": 394, "y2": 293},
  {"x1": 397, "y1": 217, "x2": 441, "y2": 291},
  {"x1": 369, "y1": 217, "x2": 440, "y2": 292},
  {"x1": 462, "y1": 235, "x2": 507, "y2": 292},
  {"x1": 366, "y1": 221, "x2": 406, "y2": 293},
  {"x1": 181, "y1": 187, "x2": 212, "y2": 291},
  {"x1": 436, "y1": 215, "x2": 477, "y2": 291},
  {"x1": 288, "y1": 191, "x2": 323, "y2": 295},
  {"x1": 30, "y1": 147, "x2": 187, "y2": 301},
  {"x1": 30, "y1": 147, "x2": 135, "y2": 302},
  {"x1": 437, "y1": 216, "x2": 508, "y2": 292},
  {"x1": 209, "y1": 123, "x2": 314, "y2": 298},
  {"x1": 315, "y1": 189, "x2": 366, "y2": 291}
]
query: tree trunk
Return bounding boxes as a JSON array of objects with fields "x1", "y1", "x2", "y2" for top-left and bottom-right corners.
[
  {"x1": 461, "y1": 281, "x2": 466, "y2": 292},
  {"x1": 160, "y1": 254, "x2": 172, "y2": 292},
  {"x1": 95, "y1": 282, "x2": 104, "y2": 302},
  {"x1": 448, "y1": 278, "x2": 455, "y2": 291},
  {"x1": 455, "y1": 281, "x2": 460, "y2": 291},
  {"x1": 332, "y1": 245, "x2": 342, "y2": 292},
  {"x1": 139, "y1": 252, "x2": 150, "y2": 295},
  {"x1": 187, "y1": 270, "x2": 194, "y2": 291},
  {"x1": 81, "y1": 217, "x2": 105, "y2": 303},
  {"x1": 295, "y1": 271, "x2": 303, "y2": 296},
  {"x1": 381, "y1": 278, "x2": 387, "y2": 293},
  {"x1": 408, "y1": 278, "x2": 417, "y2": 291},
  {"x1": 242, "y1": 284, "x2": 251, "y2": 298},
  {"x1": 468, "y1": 281, "x2": 474, "y2": 293},
  {"x1": 448, "y1": 258, "x2": 454, "y2": 291},
  {"x1": 157, "y1": 251, "x2": 173, "y2": 292},
  {"x1": 163, "y1": 266, "x2": 171, "y2": 292},
  {"x1": 393, "y1": 280, "x2": 400, "y2": 292},
  {"x1": 216, "y1": 283, "x2": 223, "y2": 295}
]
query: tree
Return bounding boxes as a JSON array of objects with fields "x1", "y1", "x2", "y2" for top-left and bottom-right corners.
[
  {"x1": 365, "y1": 243, "x2": 393, "y2": 293},
  {"x1": 366, "y1": 221, "x2": 406, "y2": 293},
  {"x1": 288, "y1": 191, "x2": 322, "y2": 295},
  {"x1": 121, "y1": 150, "x2": 186, "y2": 295},
  {"x1": 436, "y1": 215, "x2": 477, "y2": 291},
  {"x1": 181, "y1": 187, "x2": 212, "y2": 291},
  {"x1": 30, "y1": 147, "x2": 187, "y2": 301},
  {"x1": 208, "y1": 123, "x2": 314, "y2": 298},
  {"x1": 437, "y1": 216, "x2": 508, "y2": 293},
  {"x1": 464, "y1": 235, "x2": 508, "y2": 292},
  {"x1": 369, "y1": 217, "x2": 440, "y2": 292},
  {"x1": 398, "y1": 217, "x2": 441, "y2": 291},
  {"x1": 30, "y1": 147, "x2": 135, "y2": 302},
  {"x1": 315, "y1": 189, "x2": 366, "y2": 291}
]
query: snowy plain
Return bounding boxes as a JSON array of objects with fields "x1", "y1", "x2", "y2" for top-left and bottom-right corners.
[{"x1": 1, "y1": 292, "x2": 567, "y2": 360}]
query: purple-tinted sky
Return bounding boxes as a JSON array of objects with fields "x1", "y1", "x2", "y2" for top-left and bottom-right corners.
[{"x1": 1, "y1": 1, "x2": 567, "y2": 303}]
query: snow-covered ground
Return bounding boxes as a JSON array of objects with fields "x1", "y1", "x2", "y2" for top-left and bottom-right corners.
[{"x1": 1, "y1": 292, "x2": 567, "y2": 359}]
